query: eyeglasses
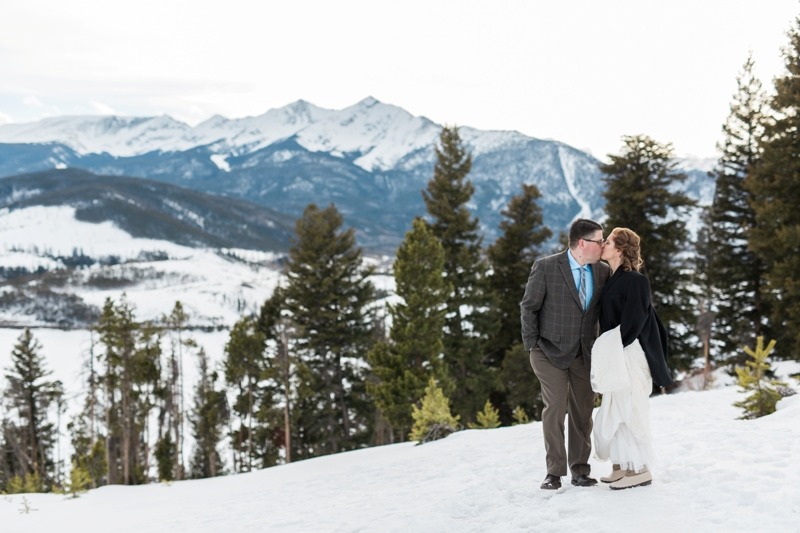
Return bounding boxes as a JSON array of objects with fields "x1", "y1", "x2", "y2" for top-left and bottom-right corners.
[{"x1": 583, "y1": 238, "x2": 605, "y2": 246}]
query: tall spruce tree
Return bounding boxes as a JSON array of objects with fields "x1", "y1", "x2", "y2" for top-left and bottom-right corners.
[
  {"x1": 601, "y1": 135, "x2": 697, "y2": 371},
  {"x1": 2, "y1": 329, "x2": 64, "y2": 491},
  {"x1": 422, "y1": 126, "x2": 498, "y2": 423},
  {"x1": 705, "y1": 54, "x2": 769, "y2": 362},
  {"x1": 745, "y1": 17, "x2": 800, "y2": 360},
  {"x1": 258, "y1": 287, "x2": 297, "y2": 463},
  {"x1": 367, "y1": 217, "x2": 451, "y2": 442},
  {"x1": 694, "y1": 211, "x2": 717, "y2": 379},
  {"x1": 163, "y1": 301, "x2": 193, "y2": 480},
  {"x1": 486, "y1": 184, "x2": 552, "y2": 366},
  {"x1": 189, "y1": 348, "x2": 229, "y2": 478},
  {"x1": 95, "y1": 295, "x2": 161, "y2": 485},
  {"x1": 154, "y1": 301, "x2": 194, "y2": 482},
  {"x1": 223, "y1": 315, "x2": 273, "y2": 472},
  {"x1": 282, "y1": 203, "x2": 377, "y2": 459},
  {"x1": 486, "y1": 184, "x2": 551, "y2": 423}
]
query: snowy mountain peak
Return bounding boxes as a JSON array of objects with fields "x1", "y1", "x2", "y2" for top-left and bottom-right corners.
[
  {"x1": 354, "y1": 95, "x2": 380, "y2": 108},
  {"x1": 272, "y1": 99, "x2": 323, "y2": 126},
  {"x1": 0, "y1": 114, "x2": 193, "y2": 155},
  {"x1": 343, "y1": 96, "x2": 409, "y2": 119},
  {"x1": 0, "y1": 98, "x2": 502, "y2": 170}
]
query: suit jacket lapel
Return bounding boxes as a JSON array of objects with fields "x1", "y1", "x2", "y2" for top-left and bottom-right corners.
[{"x1": 558, "y1": 251, "x2": 582, "y2": 309}]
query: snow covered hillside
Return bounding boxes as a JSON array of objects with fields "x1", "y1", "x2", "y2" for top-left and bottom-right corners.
[
  {"x1": 1, "y1": 364, "x2": 798, "y2": 533},
  {"x1": 0, "y1": 204, "x2": 284, "y2": 327}
]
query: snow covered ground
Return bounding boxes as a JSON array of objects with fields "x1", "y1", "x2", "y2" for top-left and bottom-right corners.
[{"x1": 1, "y1": 362, "x2": 797, "y2": 533}]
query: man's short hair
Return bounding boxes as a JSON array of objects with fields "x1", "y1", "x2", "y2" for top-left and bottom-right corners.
[{"x1": 568, "y1": 219, "x2": 603, "y2": 248}]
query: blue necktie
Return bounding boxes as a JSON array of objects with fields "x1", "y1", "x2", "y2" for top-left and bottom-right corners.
[{"x1": 579, "y1": 266, "x2": 587, "y2": 311}]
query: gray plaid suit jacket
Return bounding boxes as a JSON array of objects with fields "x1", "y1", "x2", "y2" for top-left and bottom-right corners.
[{"x1": 520, "y1": 250, "x2": 611, "y2": 370}]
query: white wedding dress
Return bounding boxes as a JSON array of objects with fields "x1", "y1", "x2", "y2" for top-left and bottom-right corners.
[{"x1": 591, "y1": 326, "x2": 654, "y2": 472}]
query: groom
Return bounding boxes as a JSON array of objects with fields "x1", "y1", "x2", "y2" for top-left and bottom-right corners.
[{"x1": 520, "y1": 218, "x2": 610, "y2": 490}]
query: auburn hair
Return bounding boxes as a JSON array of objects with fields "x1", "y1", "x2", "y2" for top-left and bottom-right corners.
[{"x1": 611, "y1": 228, "x2": 644, "y2": 272}]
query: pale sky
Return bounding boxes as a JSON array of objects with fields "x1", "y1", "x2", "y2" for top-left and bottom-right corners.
[{"x1": 1, "y1": 0, "x2": 797, "y2": 159}]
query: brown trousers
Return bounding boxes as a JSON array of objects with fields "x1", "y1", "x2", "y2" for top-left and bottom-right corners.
[{"x1": 530, "y1": 346, "x2": 595, "y2": 477}]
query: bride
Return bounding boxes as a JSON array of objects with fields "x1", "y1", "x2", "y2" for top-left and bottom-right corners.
[{"x1": 591, "y1": 227, "x2": 673, "y2": 490}]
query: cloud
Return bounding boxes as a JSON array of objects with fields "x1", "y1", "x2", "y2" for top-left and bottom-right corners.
[{"x1": 0, "y1": 110, "x2": 12, "y2": 125}]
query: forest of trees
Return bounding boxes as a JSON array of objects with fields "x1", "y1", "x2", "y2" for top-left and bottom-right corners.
[{"x1": 2, "y1": 14, "x2": 800, "y2": 496}]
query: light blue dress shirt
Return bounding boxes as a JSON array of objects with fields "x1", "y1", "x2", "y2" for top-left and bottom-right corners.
[{"x1": 567, "y1": 250, "x2": 593, "y2": 311}]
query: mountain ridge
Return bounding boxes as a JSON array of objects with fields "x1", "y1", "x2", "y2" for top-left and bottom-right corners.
[
  {"x1": 0, "y1": 98, "x2": 714, "y2": 252},
  {"x1": 0, "y1": 168, "x2": 296, "y2": 251}
]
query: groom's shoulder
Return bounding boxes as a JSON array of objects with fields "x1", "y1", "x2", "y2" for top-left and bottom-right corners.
[
  {"x1": 538, "y1": 250, "x2": 566, "y2": 265},
  {"x1": 531, "y1": 251, "x2": 565, "y2": 273}
]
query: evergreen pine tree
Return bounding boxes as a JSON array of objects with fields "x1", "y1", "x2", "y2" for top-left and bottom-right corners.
[
  {"x1": 468, "y1": 400, "x2": 501, "y2": 429},
  {"x1": 258, "y1": 287, "x2": 297, "y2": 463},
  {"x1": 409, "y1": 377, "x2": 460, "y2": 443},
  {"x1": 745, "y1": 18, "x2": 800, "y2": 359},
  {"x1": 66, "y1": 460, "x2": 92, "y2": 497},
  {"x1": 5, "y1": 471, "x2": 42, "y2": 494},
  {"x1": 2, "y1": 329, "x2": 64, "y2": 492},
  {"x1": 367, "y1": 217, "x2": 451, "y2": 442},
  {"x1": 694, "y1": 209, "x2": 717, "y2": 382},
  {"x1": 282, "y1": 203, "x2": 377, "y2": 459},
  {"x1": 486, "y1": 183, "x2": 551, "y2": 423},
  {"x1": 223, "y1": 316, "x2": 270, "y2": 472},
  {"x1": 499, "y1": 343, "x2": 544, "y2": 421},
  {"x1": 154, "y1": 432, "x2": 175, "y2": 482},
  {"x1": 422, "y1": 125, "x2": 498, "y2": 423},
  {"x1": 68, "y1": 411, "x2": 106, "y2": 490},
  {"x1": 511, "y1": 405, "x2": 530, "y2": 425},
  {"x1": 734, "y1": 336, "x2": 786, "y2": 419},
  {"x1": 95, "y1": 295, "x2": 161, "y2": 485},
  {"x1": 189, "y1": 348, "x2": 229, "y2": 478},
  {"x1": 705, "y1": 54, "x2": 769, "y2": 362},
  {"x1": 68, "y1": 332, "x2": 107, "y2": 489},
  {"x1": 601, "y1": 135, "x2": 697, "y2": 371},
  {"x1": 161, "y1": 301, "x2": 193, "y2": 480}
]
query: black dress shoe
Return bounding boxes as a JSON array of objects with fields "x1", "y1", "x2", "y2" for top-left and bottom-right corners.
[
  {"x1": 540, "y1": 474, "x2": 561, "y2": 490},
  {"x1": 571, "y1": 474, "x2": 598, "y2": 487}
]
